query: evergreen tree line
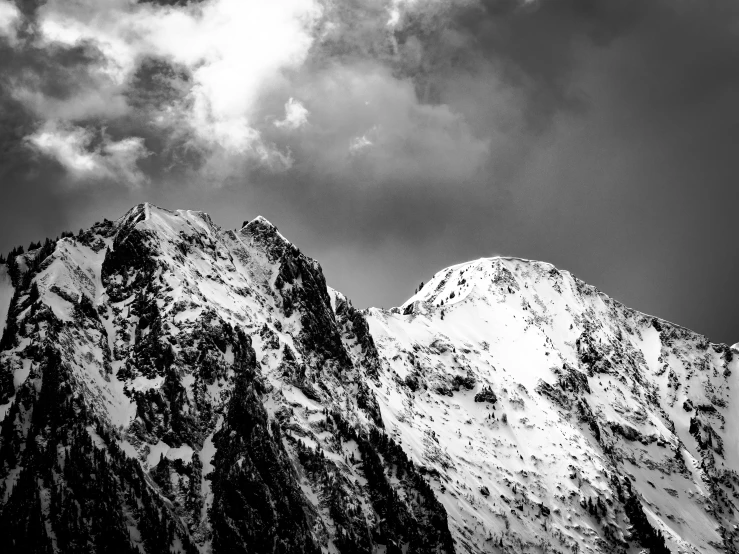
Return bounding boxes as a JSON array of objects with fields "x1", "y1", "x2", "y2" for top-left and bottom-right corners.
[
  {"x1": 612, "y1": 475, "x2": 670, "y2": 554},
  {"x1": 323, "y1": 410, "x2": 455, "y2": 554},
  {"x1": 0, "y1": 346, "x2": 198, "y2": 554}
]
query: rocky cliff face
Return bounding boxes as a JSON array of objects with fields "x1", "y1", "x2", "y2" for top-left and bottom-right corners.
[{"x1": 0, "y1": 204, "x2": 736, "y2": 554}]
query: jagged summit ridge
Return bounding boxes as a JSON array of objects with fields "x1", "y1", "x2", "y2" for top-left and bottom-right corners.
[
  {"x1": 117, "y1": 202, "x2": 274, "y2": 240},
  {"x1": 0, "y1": 204, "x2": 737, "y2": 554}
]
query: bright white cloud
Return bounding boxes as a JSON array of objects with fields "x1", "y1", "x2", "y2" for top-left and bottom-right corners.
[
  {"x1": 0, "y1": 0, "x2": 21, "y2": 44},
  {"x1": 274, "y1": 98, "x2": 309, "y2": 130},
  {"x1": 32, "y1": 0, "x2": 321, "y2": 166},
  {"x1": 349, "y1": 133, "x2": 375, "y2": 154},
  {"x1": 386, "y1": 0, "x2": 426, "y2": 28},
  {"x1": 26, "y1": 122, "x2": 149, "y2": 186}
]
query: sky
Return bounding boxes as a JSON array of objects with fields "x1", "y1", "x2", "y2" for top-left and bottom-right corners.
[{"x1": 0, "y1": 0, "x2": 738, "y2": 343}]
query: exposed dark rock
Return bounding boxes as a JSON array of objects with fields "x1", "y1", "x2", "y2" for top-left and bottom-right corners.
[
  {"x1": 609, "y1": 422, "x2": 640, "y2": 442},
  {"x1": 474, "y1": 386, "x2": 497, "y2": 404},
  {"x1": 210, "y1": 337, "x2": 321, "y2": 554},
  {"x1": 535, "y1": 379, "x2": 571, "y2": 410}
]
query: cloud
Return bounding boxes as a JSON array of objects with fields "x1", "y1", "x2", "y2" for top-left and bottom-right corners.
[
  {"x1": 26, "y1": 0, "x2": 321, "y2": 167},
  {"x1": 274, "y1": 98, "x2": 309, "y2": 130},
  {"x1": 5, "y1": 0, "x2": 733, "y2": 203},
  {"x1": 0, "y1": 0, "x2": 21, "y2": 44},
  {"x1": 283, "y1": 63, "x2": 490, "y2": 185},
  {"x1": 11, "y1": 81, "x2": 130, "y2": 122},
  {"x1": 25, "y1": 121, "x2": 149, "y2": 186},
  {"x1": 1, "y1": 0, "x2": 494, "y2": 186},
  {"x1": 2, "y1": 0, "x2": 707, "y2": 194},
  {"x1": 349, "y1": 133, "x2": 374, "y2": 154}
]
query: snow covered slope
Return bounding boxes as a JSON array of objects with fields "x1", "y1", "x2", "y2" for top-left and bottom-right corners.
[
  {"x1": 367, "y1": 257, "x2": 739, "y2": 554},
  {"x1": 0, "y1": 205, "x2": 736, "y2": 554}
]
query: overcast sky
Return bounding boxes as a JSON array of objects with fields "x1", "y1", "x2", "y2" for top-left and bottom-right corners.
[{"x1": 1, "y1": 0, "x2": 738, "y2": 343}]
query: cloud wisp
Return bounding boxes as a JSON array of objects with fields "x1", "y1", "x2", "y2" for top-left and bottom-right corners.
[{"x1": 25, "y1": 121, "x2": 149, "y2": 186}]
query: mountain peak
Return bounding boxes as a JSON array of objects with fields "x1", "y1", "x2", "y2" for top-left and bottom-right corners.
[
  {"x1": 402, "y1": 255, "x2": 567, "y2": 309},
  {"x1": 1, "y1": 204, "x2": 738, "y2": 554},
  {"x1": 244, "y1": 214, "x2": 275, "y2": 228},
  {"x1": 241, "y1": 214, "x2": 293, "y2": 250},
  {"x1": 118, "y1": 201, "x2": 172, "y2": 222}
]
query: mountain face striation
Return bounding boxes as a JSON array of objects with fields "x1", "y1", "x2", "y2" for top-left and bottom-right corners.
[{"x1": 0, "y1": 204, "x2": 736, "y2": 554}]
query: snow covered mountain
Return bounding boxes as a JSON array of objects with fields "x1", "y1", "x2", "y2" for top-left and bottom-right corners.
[
  {"x1": 368, "y1": 258, "x2": 739, "y2": 554},
  {"x1": 0, "y1": 203, "x2": 737, "y2": 554}
]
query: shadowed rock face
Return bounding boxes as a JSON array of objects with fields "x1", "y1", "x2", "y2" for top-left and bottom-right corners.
[
  {"x1": 0, "y1": 204, "x2": 738, "y2": 554},
  {"x1": 0, "y1": 204, "x2": 453, "y2": 554}
]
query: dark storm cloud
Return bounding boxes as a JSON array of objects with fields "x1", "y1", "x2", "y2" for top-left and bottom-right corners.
[{"x1": 1, "y1": 0, "x2": 739, "y2": 342}]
